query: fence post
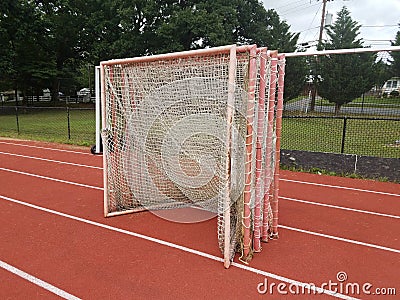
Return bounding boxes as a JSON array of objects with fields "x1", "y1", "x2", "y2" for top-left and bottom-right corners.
[
  {"x1": 361, "y1": 93, "x2": 365, "y2": 113},
  {"x1": 67, "y1": 107, "x2": 71, "y2": 140},
  {"x1": 15, "y1": 106, "x2": 20, "y2": 134},
  {"x1": 341, "y1": 116, "x2": 347, "y2": 153}
]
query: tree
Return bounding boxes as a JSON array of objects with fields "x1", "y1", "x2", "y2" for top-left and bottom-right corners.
[
  {"x1": 154, "y1": 2, "x2": 307, "y2": 100},
  {"x1": 390, "y1": 25, "x2": 400, "y2": 77},
  {"x1": 0, "y1": 1, "x2": 19, "y2": 92},
  {"x1": 0, "y1": 0, "x2": 55, "y2": 104},
  {"x1": 0, "y1": 0, "x2": 93, "y2": 102},
  {"x1": 153, "y1": 0, "x2": 240, "y2": 53},
  {"x1": 32, "y1": 0, "x2": 95, "y2": 101},
  {"x1": 317, "y1": 7, "x2": 376, "y2": 114},
  {"x1": 262, "y1": 9, "x2": 307, "y2": 101},
  {"x1": 0, "y1": 0, "x2": 307, "y2": 103},
  {"x1": 374, "y1": 59, "x2": 392, "y2": 92}
]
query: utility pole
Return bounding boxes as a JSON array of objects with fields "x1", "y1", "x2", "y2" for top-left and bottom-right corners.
[
  {"x1": 318, "y1": 0, "x2": 333, "y2": 46},
  {"x1": 310, "y1": 0, "x2": 333, "y2": 112}
]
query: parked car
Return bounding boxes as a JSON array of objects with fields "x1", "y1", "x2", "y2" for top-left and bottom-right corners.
[
  {"x1": 77, "y1": 88, "x2": 91, "y2": 96},
  {"x1": 382, "y1": 77, "x2": 400, "y2": 97},
  {"x1": 77, "y1": 88, "x2": 91, "y2": 102}
]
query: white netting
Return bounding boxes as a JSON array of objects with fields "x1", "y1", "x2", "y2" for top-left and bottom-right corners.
[{"x1": 101, "y1": 46, "x2": 283, "y2": 265}]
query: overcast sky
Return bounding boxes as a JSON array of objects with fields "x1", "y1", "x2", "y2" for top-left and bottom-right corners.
[{"x1": 262, "y1": 0, "x2": 400, "y2": 49}]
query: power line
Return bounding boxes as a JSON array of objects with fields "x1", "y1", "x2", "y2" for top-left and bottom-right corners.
[
  {"x1": 300, "y1": 3, "x2": 323, "y2": 44},
  {"x1": 364, "y1": 39, "x2": 394, "y2": 42},
  {"x1": 361, "y1": 25, "x2": 399, "y2": 28},
  {"x1": 278, "y1": 2, "x2": 320, "y2": 17},
  {"x1": 273, "y1": 0, "x2": 312, "y2": 10}
]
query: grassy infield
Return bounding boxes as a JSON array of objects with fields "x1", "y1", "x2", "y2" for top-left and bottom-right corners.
[
  {"x1": 0, "y1": 98, "x2": 399, "y2": 159},
  {"x1": 283, "y1": 95, "x2": 400, "y2": 158},
  {"x1": 283, "y1": 117, "x2": 399, "y2": 158},
  {"x1": 0, "y1": 108, "x2": 95, "y2": 146}
]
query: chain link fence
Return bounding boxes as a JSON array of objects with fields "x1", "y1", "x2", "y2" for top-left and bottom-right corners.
[
  {"x1": 282, "y1": 116, "x2": 399, "y2": 159},
  {"x1": 0, "y1": 106, "x2": 95, "y2": 146},
  {"x1": 282, "y1": 48, "x2": 400, "y2": 160},
  {"x1": 280, "y1": 48, "x2": 400, "y2": 181}
]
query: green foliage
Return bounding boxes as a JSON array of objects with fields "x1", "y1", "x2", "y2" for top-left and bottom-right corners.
[
  {"x1": 0, "y1": 0, "x2": 97, "y2": 100},
  {"x1": 317, "y1": 7, "x2": 376, "y2": 114},
  {"x1": 262, "y1": 9, "x2": 307, "y2": 101},
  {"x1": 391, "y1": 27, "x2": 400, "y2": 77},
  {"x1": 374, "y1": 59, "x2": 393, "y2": 88},
  {"x1": 0, "y1": 0, "x2": 306, "y2": 102},
  {"x1": 154, "y1": 0, "x2": 238, "y2": 52}
]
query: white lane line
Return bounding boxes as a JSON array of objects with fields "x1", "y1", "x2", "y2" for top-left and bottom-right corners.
[
  {"x1": 280, "y1": 178, "x2": 400, "y2": 197},
  {"x1": 0, "y1": 168, "x2": 103, "y2": 191},
  {"x1": 279, "y1": 225, "x2": 400, "y2": 254},
  {"x1": 280, "y1": 196, "x2": 400, "y2": 219},
  {"x1": 0, "y1": 151, "x2": 102, "y2": 170},
  {"x1": 0, "y1": 141, "x2": 92, "y2": 156},
  {"x1": 0, "y1": 195, "x2": 356, "y2": 300},
  {"x1": 0, "y1": 260, "x2": 80, "y2": 300},
  {"x1": 1, "y1": 167, "x2": 399, "y2": 253},
  {"x1": 1, "y1": 140, "x2": 396, "y2": 198},
  {"x1": 2, "y1": 166, "x2": 398, "y2": 221}
]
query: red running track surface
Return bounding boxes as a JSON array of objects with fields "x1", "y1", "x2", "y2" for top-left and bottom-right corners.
[{"x1": 0, "y1": 139, "x2": 399, "y2": 299}]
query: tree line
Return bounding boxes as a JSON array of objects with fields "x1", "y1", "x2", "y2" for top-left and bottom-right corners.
[
  {"x1": 315, "y1": 7, "x2": 400, "y2": 113},
  {"x1": 0, "y1": 0, "x2": 301, "y2": 104},
  {"x1": 0, "y1": 1, "x2": 399, "y2": 113}
]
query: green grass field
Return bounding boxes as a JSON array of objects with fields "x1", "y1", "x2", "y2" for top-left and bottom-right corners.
[
  {"x1": 0, "y1": 108, "x2": 95, "y2": 146},
  {"x1": 311, "y1": 96, "x2": 400, "y2": 109},
  {"x1": 281, "y1": 117, "x2": 400, "y2": 158},
  {"x1": 351, "y1": 95, "x2": 400, "y2": 105},
  {"x1": 286, "y1": 95, "x2": 400, "y2": 111}
]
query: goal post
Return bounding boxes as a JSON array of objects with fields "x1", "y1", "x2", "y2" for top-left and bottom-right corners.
[
  {"x1": 99, "y1": 44, "x2": 285, "y2": 267},
  {"x1": 92, "y1": 66, "x2": 102, "y2": 155},
  {"x1": 223, "y1": 45, "x2": 238, "y2": 268}
]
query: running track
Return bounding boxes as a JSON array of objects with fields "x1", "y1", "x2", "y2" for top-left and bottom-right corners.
[{"x1": 0, "y1": 139, "x2": 398, "y2": 299}]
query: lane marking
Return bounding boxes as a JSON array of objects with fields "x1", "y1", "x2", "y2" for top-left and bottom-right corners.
[
  {"x1": 1, "y1": 140, "x2": 396, "y2": 198},
  {"x1": 281, "y1": 178, "x2": 400, "y2": 197},
  {"x1": 0, "y1": 195, "x2": 356, "y2": 300},
  {"x1": 1, "y1": 167, "x2": 399, "y2": 253},
  {"x1": 0, "y1": 152, "x2": 397, "y2": 200},
  {"x1": 0, "y1": 141, "x2": 92, "y2": 156},
  {"x1": 0, "y1": 168, "x2": 103, "y2": 191},
  {"x1": 2, "y1": 167, "x2": 398, "y2": 221},
  {"x1": 0, "y1": 260, "x2": 80, "y2": 300},
  {"x1": 279, "y1": 225, "x2": 400, "y2": 254},
  {"x1": 280, "y1": 196, "x2": 400, "y2": 219},
  {"x1": 0, "y1": 151, "x2": 102, "y2": 170}
]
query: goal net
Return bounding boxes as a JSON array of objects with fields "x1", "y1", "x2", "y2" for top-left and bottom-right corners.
[{"x1": 100, "y1": 45, "x2": 285, "y2": 267}]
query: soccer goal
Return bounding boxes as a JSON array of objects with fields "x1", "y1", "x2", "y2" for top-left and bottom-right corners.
[{"x1": 98, "y1": 44, "x2": 285, "y2": 268}]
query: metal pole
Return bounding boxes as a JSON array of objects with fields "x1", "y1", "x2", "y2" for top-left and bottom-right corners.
[
  {"x1": 284, "y1": 46, "x2": 400, "y2": 57},
  {"x1": 341, "y1": 117, "x2": 347, "y2": 153},
  {"x1": 15, "y1": 106, "x2": 20, "y2": 134},
  {"x1": 95, "y1": 66, "x2": 101, "y2": 154},
  {"x1": 67, "y1": 107, "x2": 71, "y2": 140},
  {"x1": 361, "y1": 93, "x2": 365, "y2": 113},
  {"x1": 88, "y1": 64, "x2": 91, "y2": 93}
]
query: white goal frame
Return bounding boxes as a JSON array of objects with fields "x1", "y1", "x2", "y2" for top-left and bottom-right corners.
[{"x1": 97, "y1": 45, "x2": 285, "y2": 268}]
